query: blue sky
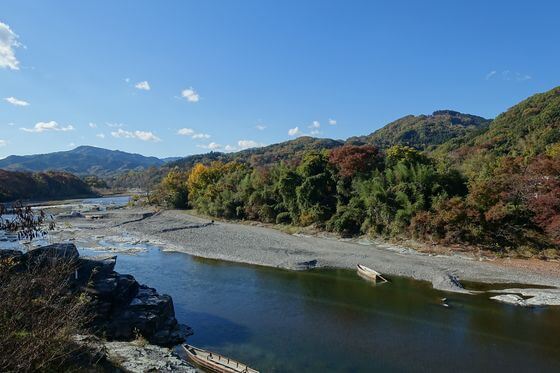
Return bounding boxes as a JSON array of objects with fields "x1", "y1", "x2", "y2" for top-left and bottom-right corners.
[{"x1": 1, "y1": 0, "x2": 559, "y2": 159}]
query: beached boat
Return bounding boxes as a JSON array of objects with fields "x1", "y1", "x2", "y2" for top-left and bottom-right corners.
[
  {"x1": 183, "y1": 344, "x2": 259, "y2": 373},
  {"x1": 357, "y1": 264, "x2": 388, "y2": 282}
]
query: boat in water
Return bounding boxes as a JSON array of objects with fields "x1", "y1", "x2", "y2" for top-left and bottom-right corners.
[
  {"x1": 183, "y1": 344, "x2": 259, "y2": 373},
  {"x1": 356, "y1": 264, "x2": 388, "y2": 282}
]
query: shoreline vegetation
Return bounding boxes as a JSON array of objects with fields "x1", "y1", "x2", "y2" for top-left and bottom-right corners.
[
  {"x1": 151, "y1": 86, "x2": 560, "y2": 260},
  {"x1": 0, "y1": 169, "x2": 98, "y2": 203}
]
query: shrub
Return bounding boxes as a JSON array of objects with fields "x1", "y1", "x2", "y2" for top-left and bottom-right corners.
[
  {"x1": 0, "y1": 256, "x2": 90, "y2": 372},
  {"x1": 276, "y1": 212, "x2": 292, "y2": 224}
]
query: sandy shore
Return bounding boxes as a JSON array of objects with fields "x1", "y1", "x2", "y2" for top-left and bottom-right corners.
[{"x1": 48, "y1": 206, "x2": 560, "y2": 299}]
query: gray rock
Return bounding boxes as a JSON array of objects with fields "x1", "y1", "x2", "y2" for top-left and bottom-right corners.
[
  {"x1": 103, "y1": 341, "x2": 196, "y2": 373},
  {"x1": 490, "y1": 288, "x2": 560, "y2": 307},
  {"x1": 490, "y1": 294, "x2": 528, "y2": 306},
  {"x1": 27, "y1": 243, "x2": 79, "y2": 262}
]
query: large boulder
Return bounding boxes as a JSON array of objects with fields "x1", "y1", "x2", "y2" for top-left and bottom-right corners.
[
  {"x1": 27, "y1": 243, "x2": 79, "y2": 264},
  {"x1": 104, "y1": 285, "x2": 183, "y2": 346}
]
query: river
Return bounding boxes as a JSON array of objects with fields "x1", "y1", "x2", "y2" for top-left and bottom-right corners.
[
  {"x1": 3, "y1": 196, "x2": 560, "y2": 372},
  {"x1": 79, "y1": 240, "x2": 560, "y2": 372}
]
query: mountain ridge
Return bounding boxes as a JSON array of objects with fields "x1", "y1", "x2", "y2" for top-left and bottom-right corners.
[{"x1": 0, "y1": 145, "x2": 165, "y2": 176}]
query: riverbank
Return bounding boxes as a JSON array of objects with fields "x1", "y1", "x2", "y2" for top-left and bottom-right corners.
[{"x1": 47, "y1": 206, "x2": 560, "y2": 300}]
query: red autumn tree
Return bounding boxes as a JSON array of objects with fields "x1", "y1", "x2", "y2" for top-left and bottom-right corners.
[{"x1": 328, "y1": 145, "x2": 382, "y2": 178}]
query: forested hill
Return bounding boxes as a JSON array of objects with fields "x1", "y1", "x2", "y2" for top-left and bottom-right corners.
[
  {"x1": 0, "y1": 146, "x2": 164, "y2": 176},
  {"x1": 169, "y1": 137, "x2": 344, "y2": 168},
  {"x1": 169, "y1": 113, "x2": 488, "y2": 169},
  {"x1": 442, "y1": 86, "x2": 560, "y2": 162},
  {"x1": 347, "y1": 110, "x2": 490, "y2": 150},
  {"x1": 0, "y1": 170, "x2": 97, "y2": 202}
]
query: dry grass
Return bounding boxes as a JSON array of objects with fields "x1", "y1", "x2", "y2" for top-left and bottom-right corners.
[{"x1": 0, "y1": 256, "x2": 91, "y2": 373}]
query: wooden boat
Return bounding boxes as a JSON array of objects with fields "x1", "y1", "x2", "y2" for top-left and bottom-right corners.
[
  {"x1": 182, "y1": 344, "x2": 259, "y2": 373},
  {"x1": 356, "y1": 264, "x2": 388, "y2": 282}
]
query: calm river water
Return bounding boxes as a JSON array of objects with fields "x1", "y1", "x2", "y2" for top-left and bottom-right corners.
[{"x1": 84, "y1": 242, "x2": 560, "y2": 373}]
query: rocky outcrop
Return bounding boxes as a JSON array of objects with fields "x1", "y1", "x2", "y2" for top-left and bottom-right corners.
[
  {"x1": 75, "y1": 335, "x2": 196, "y2": 373},
  {"x1": 3, "y1": 243, "x2": 189, "y2": 346}
]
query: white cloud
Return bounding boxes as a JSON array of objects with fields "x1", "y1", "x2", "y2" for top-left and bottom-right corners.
[
  {"x1": 106, "y1": 122, "x2": 124, "y2": 128},
  {"x1": 197, "y1": 142, "x2": 221, "y2": 150},
  {"x1": 96, "y1": 133, "x2": 105, "y2": 138},
  {"x1": 181, "y1": 87, "x2": 200, "y2": 102},
  {"x1": 309, "y1": 120, "x2": 320, "y2": 129},
  {"x1": 68, "y1": 142, "x2": 76, "y2": 148},
  {"x1": 89, "y1": 122, "x2": 97, "y2": 128},
  {"x1": 177, "y1": 128, "x2": 210, "y2": 139},
  {"x1": 192, "y1": 133, "x2": 210, "y2": 139},
  {"x1": 256, "y1": 124, "x2": 266, "y2": 131},
  {"x1": 135, "y1": 130, "x2": 160, "y2": 142},
  {"x1": 310, "y1": 129, "x2": 320, "y2": 135},
  {"x1": 288, "y1": 126, "x2": 302, "y2": 136},
  {"x1": 0, "y1": 139, "x2": 6, "y2": 147},
  {"x1": 177, "y1": 128, "x2": 195, "y2": 136},
  {"x1": 485, "y1": 70, "x2": 497, "y2": 80},
  {"x1": 224, "y1": 145, "x2": 237, "y2": 152},
  {"x1": 0, "y1": 22, "x2": 21, "y2": 70},
  {"x1": 7, "y1": 122, "x2": 15, "y2": 126},
  {"x1": 328, "y1": 119, "x2": 337, "y2": 125},
  {"x1": 4, "y1": 96, "x2": 29, "y2": 106},
  {"x1": 486, "y1": 70, "x2": 531, "y2": 82},
  {"x1": 237, "y1": 139, "x2": 264, "y2": 150},
  {"x1": 111, "y1": 128, "x2": 161, "y2": 142},
  {"x1": 135, "y1": 81, "x2": 151, "y2": 91},
  {"x1": 20, "y1": 121, "x2": 75, "y2": 133}
]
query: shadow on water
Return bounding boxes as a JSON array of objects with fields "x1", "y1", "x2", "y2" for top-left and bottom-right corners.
[{"x1": 178, "y1": 310, "x2": 252, "y2": 347}]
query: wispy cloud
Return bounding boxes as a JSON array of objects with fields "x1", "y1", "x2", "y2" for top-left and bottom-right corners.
[
  {"x1": 177, "y1": 128, "x2": 210, "y2": 139},
  {"x1": 328, "y1": 119, "x2": 337, "y2": 125},
  {"x1": 96, "y1": 133, "x2": 105, "y2": 138},
  {"x1": 288, "y1": 126, "x2": 302, "y2": 136},
  {"x1": 197, "y1": 142, "x2": 221, "y2": 150},
  {"x1": 0, "y1": 139, "x2": 7, "y2": 147},
  {"x1": 177, "y1": 128, "x2": 194, "y2": 136},
  {"x1": 237, "y1": 139, "x2": 265, "y2": 150},
  {"x1": 181, "y1": 88, "x2": 200, "y2": 103},
  {"x1": 111, "y1": 128, "x2": 161, "y2": 142},
  {"x1": 0, "y1": 22, "x2": 21, "y2": 70},
  {"x1": 21, "y1": 121, "x2": 74, "y2": 133},
  {"x1": 135, "y1": 81, "x2": 151, "y2": 91},
  {"x1": 4, "y1": 96, "x2": 29, "y2": 106},
  {"x1": 486, "y1": 69, "x2": 531, "y2": 81},
  {"x1": 88, "y1": 122, "x2": 97, "y2": 128},
  {"x1": 106, "y1": 122, "x2": 124, "y2": 128},
  {"x1": 256, "y1": 124, "x2": 266, "y2": 131},
  {"x1": 308, "y1": 121, "x2": 321, "y2": 135},
  {"x1": 485, "y1": 70, "x2": 497, "y2": 80}
]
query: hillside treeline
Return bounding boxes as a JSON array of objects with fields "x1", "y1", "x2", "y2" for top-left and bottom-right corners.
[
  {"x1": 0, "y1": 170, "x2": 96, "y2": 202},
  {"x1": 155, "y1": 143, "x2": 559, "y2": 254}
]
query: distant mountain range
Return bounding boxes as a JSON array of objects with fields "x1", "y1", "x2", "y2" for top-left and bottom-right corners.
[
  {"x1": 0, "y1": 146, "x2": 165, "y2": 176},
  {"x1": 1, "y1": 86, "x2": 558, "y2": 178}
]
